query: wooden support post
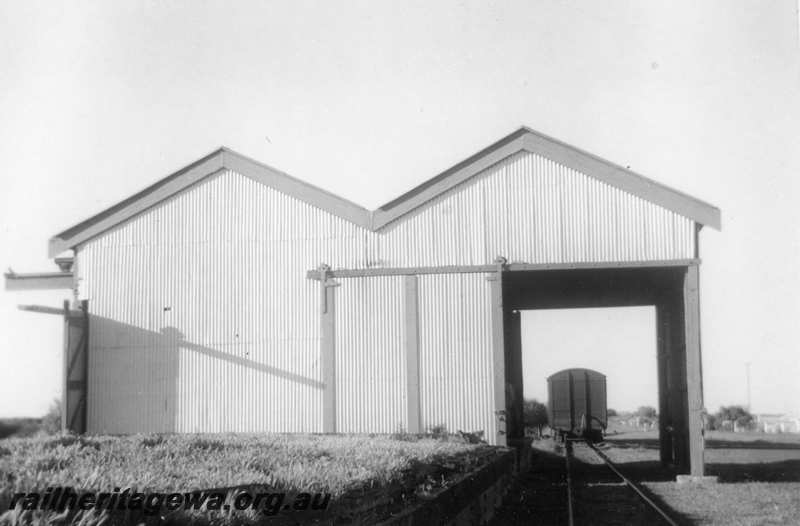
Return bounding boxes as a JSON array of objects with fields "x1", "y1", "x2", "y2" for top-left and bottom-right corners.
[
  {"x1": 62, "y1": 299, "x2": 88, "y2": 433},
  {"x1": 684, "y1": 265, "x2": 705, "y2": 476},
  {"x1": 658, "y1": 290, "x2": 689, "y2": 472},
  {"x1": 319, "y1": 264, "x2": 339, "y2": 434},
  {"x1": 403, "y1": 276, "x2": 421, "y2": 434},
  {"x1": 488, "y1": 257, "x2": 507, "y2": 446},
  {"x1": 656, "y1": 302, "x2": 673, "y2": 465},
  {"x1": 507, "y1": 310, "x2": 524, "y2": 440},
  {"x1": 61, "y1": 300, "x2": 70, "y2": 433},
  {"x1": 79, "y1": 300, "x2": 88, "y2": 432}
]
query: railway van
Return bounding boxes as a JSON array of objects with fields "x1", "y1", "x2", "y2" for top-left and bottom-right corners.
[{"x1": 547, "y1": 368, "x2": 607, "y2": 442}]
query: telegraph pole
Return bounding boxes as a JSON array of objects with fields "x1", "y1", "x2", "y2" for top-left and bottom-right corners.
[{"x1": 745, "y1": 362, "x2": 751, "y2": 412}]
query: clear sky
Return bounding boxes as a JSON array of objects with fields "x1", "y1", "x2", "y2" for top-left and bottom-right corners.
[{"x1": 1, "y1": 1, "x2": 798, "y2": 418}]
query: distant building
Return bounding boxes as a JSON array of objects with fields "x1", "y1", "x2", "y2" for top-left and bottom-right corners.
[
  {"x1": 619, "y1": 416, "x2": 658, "y2": 431},
  {"x1": 755, "y1": 414, "x2": 800, "y2": 434}
]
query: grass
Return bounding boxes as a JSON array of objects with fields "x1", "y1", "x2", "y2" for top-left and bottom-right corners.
[
  {"x1": 644, "y1": 482, "x2": 800, "y2": 526},
  {"x1": 705, "y1": 430, "x2": 800, "y2": 446},
  {"x1": 516, "y1": 428, "x2": 800, "y2": 525},
  {"x1": 599, "y1": 430, "x2": 800, "y2": 525},
  {"x1": 0, "y1": 432, "x2": 498, "y2": 525}
]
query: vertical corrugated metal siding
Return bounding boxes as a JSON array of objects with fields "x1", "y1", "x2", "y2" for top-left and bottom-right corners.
[
  {"x1": 79, "y1": 170, "x2": 370, "y2": 433},
  {"x1": 77, "y1": 149, "x2": 697, "y2": 437},
  {"x1": 377, "y1": 152, "x2": 695, "y2": 266},
  {"x1": 335, "y1": 276, "x2": 406, "y2": 433},
  {"x1": 417, "y1": 273, "x2": 496, "y2": 440}
]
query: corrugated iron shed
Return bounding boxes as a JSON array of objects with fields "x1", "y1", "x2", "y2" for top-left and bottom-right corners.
[{"x1": 10, "y1": 126, "x2": 720, "y2": 477}]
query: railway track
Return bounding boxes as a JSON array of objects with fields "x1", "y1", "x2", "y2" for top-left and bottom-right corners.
[
  {"x1": 490, "y1": 439, "x2": 680, "y2": 525},
  {"x1": 564, "y1": 439, "x2": 679, "y2": 526}
]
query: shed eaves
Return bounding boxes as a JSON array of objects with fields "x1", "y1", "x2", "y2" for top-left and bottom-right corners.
[{"x1": 48, "y1": 127, "x2": 721, "y2": 258}]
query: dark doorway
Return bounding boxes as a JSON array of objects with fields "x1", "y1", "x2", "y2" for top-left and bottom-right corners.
[{"x1": 496, "y1": 266, "x2": 704, "y2": 475}]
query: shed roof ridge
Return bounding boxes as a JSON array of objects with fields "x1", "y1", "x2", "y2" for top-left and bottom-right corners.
[
  {"x1": 372, "y1": 127, "x2": 721, "y2": 229},
  {"x1": 218, "y1": 147, "x2": 372, "y2": 216},
  {"x1": 520, "y1": 127, "x2": 720, "y2": 215},
  {"x1": 48, "y1": 126, "x2": 721, "y2": 257}
]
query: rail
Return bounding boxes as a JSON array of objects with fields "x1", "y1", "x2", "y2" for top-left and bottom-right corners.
[
  {"x1": 564, "y1": 440, "x2": 575, "y2": 526},
  {"x1": 564, "y1": 439, "x2": 679, "y2": 526}
]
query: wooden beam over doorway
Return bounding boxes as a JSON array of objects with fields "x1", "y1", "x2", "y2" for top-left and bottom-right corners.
[{"x1": 306, "y1": 259, "x2": 701, "y2": 280}]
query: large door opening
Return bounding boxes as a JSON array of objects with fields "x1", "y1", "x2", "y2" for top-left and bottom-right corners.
[{"x1": 497, "y1": 266, "x2": 704, "y2": 475}]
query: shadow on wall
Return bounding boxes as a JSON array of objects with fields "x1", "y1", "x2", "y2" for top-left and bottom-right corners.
[{"x1": 88, "y1": 315, "x2": 323, "y2": 434}]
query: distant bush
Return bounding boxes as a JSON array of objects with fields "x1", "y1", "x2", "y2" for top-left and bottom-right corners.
[
  {"x1": 522, "y1": 399, "x2": 548, "y2": 439},
  {"x1": 0, "y1": 421, "x2": 16, "y2": 440},
  {"x1": 607, "y1": 408, "x2": 618, "y2": 417},
  {"x1": 523, "y1": 399, "x2": 548, "y2": 427},
  {"x1": 0, "y1": 418, "x2": 41, "y2": 439},
  {"x1": 704, "y1": 413, "x2": 718, "y2": 431},
  {"x1": 636, "y1": 406, "x2": 657, "y2": 419},
  {"x1": 0, "y1": 422, "x2": 17, "y2": 440},
  {"x1": 715, "y1": 405, "x2": 753, "y2": 427},
  {"x1": 733, "y1": 415, "x2": 755, "y2": 432},
  {"x1": 0, "y1": 400, "x2": 61, "y2": 439},
  {"x1": 40, "y1": 399, "x2": 61, "y2": 435}
]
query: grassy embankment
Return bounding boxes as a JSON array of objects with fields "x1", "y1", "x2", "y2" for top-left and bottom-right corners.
[{"x1": 0, "y1": 432, "x2": 498, "y2": 525}]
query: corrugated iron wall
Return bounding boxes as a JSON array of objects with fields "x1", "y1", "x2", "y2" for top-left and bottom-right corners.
[
  {"x1": 376, "y1": 151, "x2": 695, "y2": 266},
  {"x1": 331, "y1": 273, "x2": 496, "y2": 439},
  {"x1": 335, "y1": 276, "x2": 406, "y2": 433},
  {"x1": 417, "y1": 273, "x2": 496, "y2": 439},
  {"x1": 76, "y1": 149, "x2": 696, "y2": 439},
  {"x1": 78, "y1": 170, "x2": 370, "y2": 433}
]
